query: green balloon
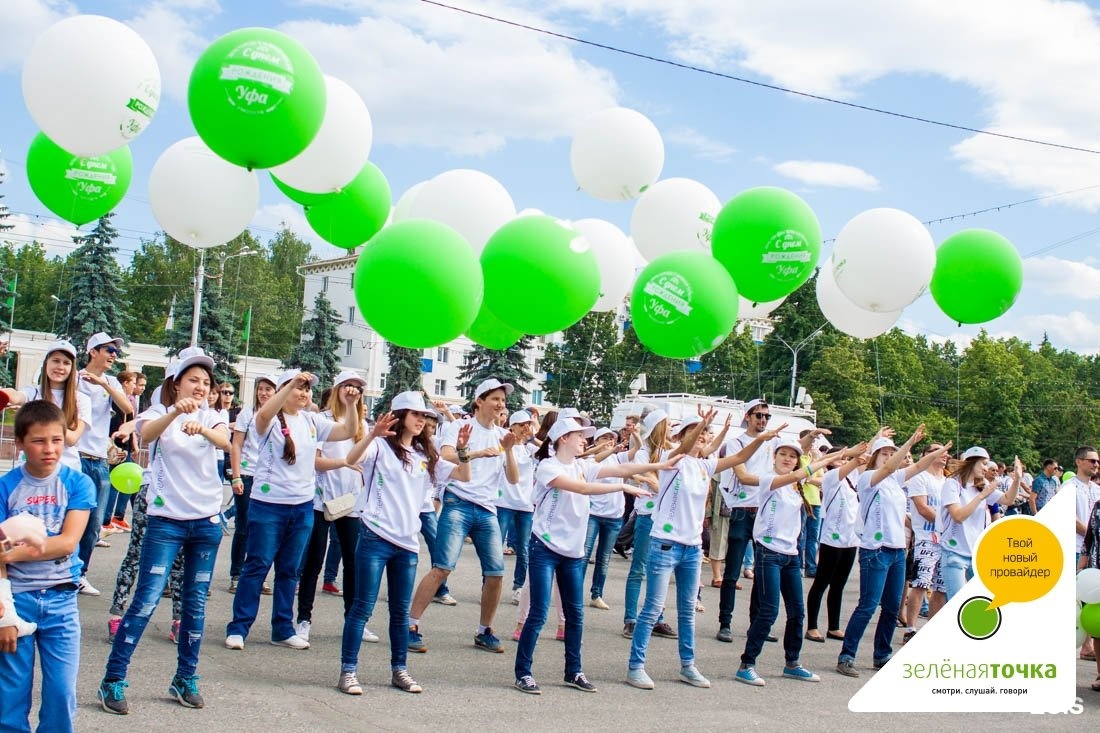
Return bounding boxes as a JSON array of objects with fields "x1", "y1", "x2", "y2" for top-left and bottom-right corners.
[
  {"x1": 929, "y1": 229, "x2": 1023, "y2": 325},
  {"x1": 271, "y1": 172, "x2": 327, "y2": 206},
  {"x1": 301, "y1": 162, "x2": 391, "y2": 249},
  {"x1": 1080, "y1": 603, "x2": 1100, "y2": 638},
  {"x1": 710, "y1": 186, "x2": 821, "y2": 302},
  {"x1": 188, "y1": 27, "x2": 325, "y2": 169},
  {"x1": 467, "y1": 304, "x2": 523, "y2": 350},
  {"x1": 110, "y1": 462, "x2": 144, "y2": 495},
  {"x1": 630, "y1": 251, "x2": 739, "y2": 358},
  {"x1": 355, "y1": 220, "x2": 483, "y2": 347},
  {"x1": 481, "y1": 216, "x2": 599, "y2": 335},
  {"x1": 26, "y1": 132, "x2": 131, "y2": 226}
]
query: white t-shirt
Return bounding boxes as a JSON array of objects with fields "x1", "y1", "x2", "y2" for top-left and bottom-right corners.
[
  {"x1": 819, "y1": 469, "x2": 860, "y2": 548},
  {"x1": 441, "y1": 418, "x2": 508, "y2": 512},
  {"x1": 211, "y1": 407, "x2": 229, "y2": 462},
  {"x1": 137, "y1": 404, "x2": 226, "y2": 520},
  {"x1": 650, "y1": 454, "x2": 717, "y2": 547},
  {"x1": 315, "y1": 411, "x2": 368, "y2": 512},
  {"x1": 632, "y1": 448, "x2": 659, "y2": 515},
  {"x1": 495, "y1": 442, "x2": 536, "y2": 512},
  {"x1": 251, "y1": 410, "x2": 335, "y2": 504},
  {"x1": 718, "y1": 432, "x2": 777, "y2": 509},
  {"x1": 20, "y1": 386, "x2": 92, "y2": 472},
  {"x1": 234, "y1": 405, "x2": 263, "y2": 476},
  {"x1": 938, "y1": 477, "x2": 1004, "y2": 557},
  {"x1": 75, "y1": 373, "x2": 123, "y2": 458},
  {"x1": 906, "y1": 471, "x2": 945, "y2": 544},
  {"x1": 857, "y1": 468, "x2": 909, "y2": 550},
  {"x1": 1073, "y1": 477, "x2": 1100, "y2": 552},
  {"x1": 589, "y1": 452, "x2": 627, "y2": 519},
  {"x1": 752, "y1": 473, "x2": 804, "y2": 555},
  {"x1": 356, "y1": 439, "x2": 457, "y2": 553},
  {"x1": 532, "y1": 456, "x2": 602, "y2": 558}
]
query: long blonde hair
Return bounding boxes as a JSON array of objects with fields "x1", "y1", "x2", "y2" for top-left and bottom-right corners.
[
  {"x1": 644, "y1": 418, "x2": 672, "y2": 456},
  {"x1": 326, "y1": 385, "x2": 366, "y2": 443},
  {"x1": 946, "y1": 456, "x2": 987, "y2": 487},
  {"x1": 38, "y1": 349, "x2": 79, "y2": 432}
]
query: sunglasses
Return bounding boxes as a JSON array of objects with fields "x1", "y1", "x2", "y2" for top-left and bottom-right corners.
[
  {"x1": 753, "y1": 413, "x2": 772, "y2": 419},
  {"x1": 220, "y1": 390, "x2": 234, "y2": 396},
  {"x1": 1084, "y1": 458, "x2": 1100, "y2": 465},
  {"x1": 102, "y1": 346, "x2": 120, "y2": 355}
]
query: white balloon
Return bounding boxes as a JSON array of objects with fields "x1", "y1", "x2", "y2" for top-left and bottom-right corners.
[
  {"x1": 571, "y1": 219, "x2": 633, "y2": 312},
  {"x1": 817, "y1": 260, "x2": 902, "y2": 339},
  {"x1": 408, "y1": 169, "x2": 515, "y2": 252},
  {"x1": 738, "y1": 296, "x2": 786, "y2": 320},
  {"x1": 149, "y1": 137, "x2": 259, "y2": 249},
  {"x1": 391, "y1": 181, "x2": 428, "y2": 223},
  {"x1": 270, "y1": 76, "x2": 372, "y2": 194},
  {"x1": 831, "y1": 208, "x2": 936, "y2": 312},
  {"x1": 630, "y1": 178, "x2": 720, "y2": 261},
  {"x1": 1078, "y1": 568, "x2": 1100, "y2": 604},
  {"x1": 22, "y1": 15, "x2": 160, "y2": 157},
  {"x1": 571, "y1": 107, "x2": 664, "y2": 201}
]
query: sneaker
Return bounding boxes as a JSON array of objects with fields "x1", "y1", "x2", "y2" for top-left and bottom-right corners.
[
  {"x1": 169, "y1": 674, "x2": 204, "y2": 708},
  {"x1": 408, "y1": 625, "x2": 427, "y2": 653},
  {"x1": 512, "y1": 626, "x2": 522, "y2": 641},
  {"x1": 228, "y1": 577, "x2": 238, "y2": 593},
  {"x1": 271, "y1": 634, "x2": 310, "y2": 650},
  {"x1": 652, "y1": 622, "x2": 677, "y2": 639},
  {"x1": 432, "y1": 593, "x2": 457, "y2": 606},
  {"x1": 296, "y1": 620, "x2": 311, "y2": 642},
  {"x1": 626, "y1": 668, "x2": 655, "y2": 690},
  {"x1": 78, "y1": 577, "x2": 101, "y2": 596},
  {"x1": 98, "y1": 679, "x2": 130, "y2": 715},
  {"x1": 902, "y1": 629, "x2": 917, "y2": 644},
  {"x1": 108, "y1": 617, "x2": 121, "y2": 643},
  {"x1": 695, "y1": 598, "x2": 706, "y2": 613},
  {"x1": 622, "y1": 622, "x2": 636, "y2": 639},
  {"x1": 511, "y1": 588, "x2": 522, "y2": 605},
  {"x1": 169, "y1": 619, "x2": 181, "y2": 644},
  {"x1": 338, "y1": 671, "x2": 363, "y2": 695},
  {"x1": 260, "y1": 582, "x2": 273, "y2": 596},
  {"x1": 873, "y1": 656, "x2": 892, "y2": 670},
  {"x1": 716, "y1": 626, "x2": 733, "y2": 643},
  {"x1": 735, "y1": 666, "x2": 766, "y2": 687},
  {"x1": 391, "y1": 669, "x2": 423, "y2": 693},
  {"x1": 679, "y1": 665, "x2": 711, "y2": 688},
  {"x1": 362, "y1": 627, "x2": 379, "y2": 643},
  {"x1": 322, "y1": 582, "x2": 342, "y2": 596},
  {"x1": 565, "y1": 672, "x2": 597, "y2": 692},
  {"x1": 783, "y1": 665, "x2": 821, "y2": 683},
  {"x1": 111, "y1": 518, "x2": 132, "y2": 532},
  {"x1": 836, "y1": 661, "x2": 860, "y2": 678},
  {"x1": 96, "y1": 538, "x2": 112, "y2": 548},
  {"x1": 101, "y1": 524, "x2": 119, "y2": 536},
  {"x1": 224, "y1": 634, "x2": 244, "y2": 650},
  {"x1": 474, "y1": 628, "x2": 504, "y2": 653},
  {"x1": 555, "y1": 626, "x2": 565, "y2": 642},
  {"x1": 765, "y1": 634, "x2": 778, "y2": 642},
  {"x1": 590, "y1": 597, "x2": 610, "y2": 610},
  {"x1": 514, "y1": 675, "x2": 541, "y2": 695}
]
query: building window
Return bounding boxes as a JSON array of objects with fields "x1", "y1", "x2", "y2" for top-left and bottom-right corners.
[
  {"x1": 348, "y1": 306, "x2": 355, "y2": 324},
  {"x1": 434, "y1": 379, "x2": 447, "y2": 395},
  {"x1": 379, "y1": 374, "x2": 387, "y2": 390},
  {"x1": 322, "y1": 275, "x2": 329, "y2": 292},
  {"x1": 436, "y1": 347, "x2": 449, "y2": 363},
  {"x1": 345, "y1": 339, "x2": 353, "y2": 356},
  {"x1": 531, "y1": 390, "x2": 543, "y2": 405},
  {"x1": 349, "y1": 271, "x2": 354, "y2": 289}
]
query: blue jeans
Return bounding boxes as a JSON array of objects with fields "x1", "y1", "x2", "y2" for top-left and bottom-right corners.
[
  {"x1": 434, "y1": 494, "x2": 504, "y2": 576},
  {"x1": 341, "y1": 528, "x2": 418, "y2": 672},
  {"x1": 497, "y1": 508, "x2": 533, "y2": 590},
  {"x1": 227, "y1": 499, "x2": 313, "y2": 641},
  {"x1": 718, "y1": 508, "x2": 759, "y2": 627},
  {"x1": 105, "y1": 515, "x2": 222, "y2": 680},
  {"x1": 77, "y1": 455, "x2": 111, "y2": 574},
  {"x1": 323, "y1": 523, "x2": 342, "y2": 584},
  {"x1": 515, "y1": 538, "x2": 586, "y2": 680},
  {"x1": 584, "y1": 515, "x2": 623, "y2": 600},
  {"x1": 0, "y1": 588, "x2": 79, "y2": 733},
  {"x1": 799, "y1": 505, "x2": 821, "y2": 575},
  {"x1": 418, "y1": 511, "x2": 451, "y2": 598},
  {"x1": 940, "y1": 547, "x2": 974, "y2": 602},
  {"x1": 624, "y1": 513, "x2": 663, "y2": 625},
  {"x1": 229, "y1": 476, "x2": 253, "y2": 578},
  {"x1": 629, "y1": 538, "x2": 701, "y2": 670},
  {"x1": 839, "y1": 546, "x2": 906, "y2": 665},
  {"x1": 741, "y1": 544, "x2": 804, "y2": 666}
]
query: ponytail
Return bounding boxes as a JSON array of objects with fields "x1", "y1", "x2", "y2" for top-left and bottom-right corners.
[{"x1": 277, "y1": 411, "x2": 297, "y2": 465}]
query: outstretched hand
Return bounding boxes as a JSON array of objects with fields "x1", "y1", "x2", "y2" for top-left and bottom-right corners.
[
  {"x1": 760, "y1": 423, "x2": 789, "y2": 441},
  {"x1": 372, "y1": 412, "x2": 398, "y2": 439}
]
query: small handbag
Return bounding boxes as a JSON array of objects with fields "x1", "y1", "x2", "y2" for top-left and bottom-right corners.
[{"x1": 323, "y1": 492, "x2": 357, "y2": 522}]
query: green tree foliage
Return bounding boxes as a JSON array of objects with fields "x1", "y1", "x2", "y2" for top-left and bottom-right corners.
[
  {"x1": 376, "y1": 344, "x2": 425, "y2": 418},
  {"x1": 801, "y1": 338, "x2": 882, "y2": 447},
  {"x1": 603, "y1": 324, "x2": 692, "y2": 398},
  {"x1": 540, "y1": 312, "x2": 620, "y2": 423},
  {"x1": 693, "y1": 324, "x2": 758, "y2": 400},
  {"x1": 284, "y1": 290, "x2": 342, "y2": 387},
  {"x1": 457, "y1": 337, "x2": 534, "y2": 412},
  {"x1": 57, "y1": 214, "x2": 129, "y2": 352},
  {"x1": 163, "y1": 274, "x2": 239, "y2": 383}
]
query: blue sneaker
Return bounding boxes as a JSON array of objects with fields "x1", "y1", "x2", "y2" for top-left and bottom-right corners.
[
  {"x1": 735, "y1": 666, "x2": 766, "y2": 687},
  {"x1": 474, "y1": 627, "x2": 504, "y2": 653},
  {"x1": 408, "y1": 625, "x2": 427, "y2": 653},
  {"x1": 169, "y1": 674, "x2": 205, "y2": 708},
  {"x1": 98, "y1": 679, "x2": 129, "y2": 715},
  {"x1": 783, "y1": 665, "x2": 821, "y2": 683}
]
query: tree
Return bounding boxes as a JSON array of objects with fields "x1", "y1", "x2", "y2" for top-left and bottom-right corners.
[
  {"x1": 957, "y1": 331, "x2": 1035, "y2": 465},
  {"x1": 755, "y1": 272, "x2": 828, "y2": 403},
  {"x1": 122, "y1": 235, "x2": 196, "y2": 345},
  {"x1": 800, "y1": 338, "x2": 882, "y2": 446},
  {"x1": 603, "y1": 324, "x2": 691, "y2": 398},
  {"x1": 284, "y1": 290, "x2": 341, "y2": 386},
  {"x1": 540, "y1": 312, "x2": 620, "y2": 423},
  {"x1": 457, "y1": 337, "x2": 534, "y2": 412},
  {"x1": 57, "y1": 214, "x2": 129, "y2": 352},
  {"x1": 163, "y1": 273, "x2": 239, "y2": 383},
  {"x1": 693, "y1": 323, "x2": 759, "y2": 400},
  {"x1": 375, "y1": 344, "x2": 425, "y2": 418}
]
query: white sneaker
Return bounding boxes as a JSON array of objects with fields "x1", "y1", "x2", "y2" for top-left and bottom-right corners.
[
  {"x1": 271, "y1": 634, "x2": 310, "y2": 650},
  {"x1": 511, "y1": 588, "x2": 521, "y2": 605},
  {"x1": 224, "y1": 634, "x2": 245, "y2": 650},
  {"x1": 362, "y1": 627, "x2": 380, "y2": 643},
  {"x1": 431, "y1": 593, "x2": 457, "y2": 606},
  {"x1": 78, "y1": 577, "x2": 101, "y2": 596},
  {"x1": 295, "y1": 620, "x2": 311, "y2": 642},
  {"x1": 590, "y1": 597, "x2": 610, "y2": 610}
]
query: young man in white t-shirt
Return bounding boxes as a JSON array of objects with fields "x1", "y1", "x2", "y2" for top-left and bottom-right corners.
[
  {"x1": 902, "y1": 442, "x2": 947, "y2": 639},
  {"x1": 407, "y1": 379, "x2": 519, "y2": 653}
]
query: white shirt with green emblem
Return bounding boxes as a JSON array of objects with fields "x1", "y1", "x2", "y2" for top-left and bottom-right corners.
[
  {"x1": 137, "y1": 404, "x2": 226, "y2": 519},
  {"x1": 819, "y1": 468, "x2": 859, "y2": 549},
  {"x1": 650, "y1": 454, "x2": 717, "y2": 547},
  {"x1": 632, "y1": 448, "x2": 659, "y2": 515},
  {"x1": 753, "y1": 473, "x2": 804, "y2": 555},
  {"x1": 532, "y1": 456, "x2": 601, "y2": 558},
  {"x1": 857, "y1": 468, "x2": 908, "y2": 550},
  {"x1": 938, "y1": 477, "x2": 1004, "y2": 558},
  {"x1": 251, "y1": 411, "x2": 335, "y2": 504},
  {"x1": 233, "y1": 405, "x2": 261, "y2": 476},
  {"x1": 719, "y1": 433, "x2": 777, "y2": 509}
]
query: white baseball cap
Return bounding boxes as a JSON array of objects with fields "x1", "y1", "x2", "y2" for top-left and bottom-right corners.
[
  {"x1": 44, "y1": 339, "x2": 78, "y2": 361},
  {"x1": 740, "y1": 399, "x2": 768, "y2": 427},
  {"x1": 961, "y1": 446, "x2": 990, "y2": 461},
  {"x1": 558, "y1": 407, "x2": 593, "y2": 427},
  {"x1": 164, "y1": 360, "x2": 181, "y2": 381},
  {"x1": 255, "y1": 373, "x2": 279, "y2": 388},
  {"x1": 277, "y1": 368, "x2": 318, "y2": 390},
  {"x1": 775, "y1": 438, "x2": 804, "y2": 457},
  {"x1": 86, "y1": 332, "x2": 124, "y2": 353},
  {"x1": 869, "y1": 437, "x2": 896, "y2": 455},
  {"x1": 593, "y1": 427, "x2": 616, "y2": 441},
  {"x1": 638, "y1": 409, "x2": 668, "y2": 440},
  {"x1": 675, "y1": 414, "x2": 704, "y2": 437},
  {"x1": 474, "y1": 378, "x2": 514, "y2": 400},
  {"x1": 508, "y1": 410, "x2": 534, "y2": 426},
  {"x1": 391, "y1": 390, "x2": 434, "y2": 415},
  {"x1": 332, "y1": 369, "x2": 366, "y2": 389},
  {"x1": 548, "y1": 417, "x2": 596, "y2": 443},
  {"x1": 175, "y1": 346, "x2": 215, "y2": 376}
]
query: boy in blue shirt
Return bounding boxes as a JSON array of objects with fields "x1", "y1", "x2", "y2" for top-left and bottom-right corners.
[{"x1": 0, "y1": 400, "x2": 95, "y2": 733}]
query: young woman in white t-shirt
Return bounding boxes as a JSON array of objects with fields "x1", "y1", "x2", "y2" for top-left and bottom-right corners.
[
  {"x1": 496, "y1": 411, "x2": 538, "y2": 605},
  {"x1": 227, "y1": 374, "x2": 277, "y2": 592},
  {"x1": 337, "y1": 391, "x2": 472, "y2": 696},
  {"x1": 939, "y1": 449, "x2": 1021, "y2": 601},
  {"x1": 225, "y1": 369, "x2": 360, "y2": 651},
  {"x1": 99, "y1": 348, "x2": 230, "y2": 712},
  {"x1": 836, "y1": 426, "x2": 952, "y2": 678},
  {"x1": 514, "y1": 418, "x2": 676, "y2": 695}
]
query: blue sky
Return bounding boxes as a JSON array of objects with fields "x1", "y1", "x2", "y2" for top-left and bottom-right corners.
[{"x1": 2, "y1": 0, "x2": 1099, "y2": 353}]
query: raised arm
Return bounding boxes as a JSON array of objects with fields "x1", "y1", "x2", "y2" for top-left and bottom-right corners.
[
  {"x1": 596, "y1": 452, "x2": 684, "y2": 480},
  {"x1": 702, "y1": 414, "x2": 732, "y2": 458},
  {"x1": 716, "y1": 423, "x2": 788, "y2": 474},
  {"x1": 903, "y1": 440, "x2": 953, "y2": 481},
  {"x1": 326, "y1": 390, "x2": 362, "y2": 442},
  {"x1": 870, "y1": 424, "x2": 924, "y2": 487},
  {"x1": 255, "y1": 377, "x2": 302, "y2": 436},
  {"x1": 346, "y1": 413, "x2": 397, "y2": 466},
  {"x1": 995, "y1": 457, "x2": 1023, "y2": 507},
  {"x1": 768, "y1": 444, "x2": 865, "y2": 491}
]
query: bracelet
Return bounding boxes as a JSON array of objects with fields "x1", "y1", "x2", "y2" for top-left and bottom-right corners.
[
  {"x1": 231, "y1": 477, "x2": 243, "y2": 485},
  {"x1": 805, "y1": 465, "x2": 813, "y2": 479},
  {"x1": 457, "y1": 447, "x2": 470, "y2": 463}
]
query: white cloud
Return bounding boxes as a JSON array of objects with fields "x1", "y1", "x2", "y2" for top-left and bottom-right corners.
[
  {"x1": 0, "y1": 0, "x2": 73, "y2": 73},
  {"x1": 665, "y1": 127, "x2": 735, "y2": 161},
  {"x1": 1, "y1": 212, "x2": 79, "y2": 257},
  {"x1": 1013, "y1": 310, "x2": 1100, "y2": 355},
  {"x1": 773, "y1": 160, "x2": 880, "y2": 190},
  {"x1": 126, "y1": 0, "x2": 219, "y2": 100},
  {"x1": 1024, "y1": 255, "x2": 1100, "y2": 299},
  {"x1": 250, "y1": 202, "x2": 346, "y2": 259}
]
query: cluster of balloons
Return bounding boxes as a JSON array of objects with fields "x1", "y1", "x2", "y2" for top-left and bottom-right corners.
[
  {"x1": 1077, "y1": 569, "x2": 1100, "y2": 644},
  {"x1": 22, "y1": 15, "x2": 160, "y2": 225}
]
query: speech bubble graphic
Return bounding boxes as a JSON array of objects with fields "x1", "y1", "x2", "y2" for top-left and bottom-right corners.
[{"x1": 974, "y1": 516, "x2": 1062, "y2": 611}]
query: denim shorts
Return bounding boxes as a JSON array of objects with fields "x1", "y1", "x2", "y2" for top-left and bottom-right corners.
[{"x1": 435, "y1": 493, "x2": 505, "y2": 577}]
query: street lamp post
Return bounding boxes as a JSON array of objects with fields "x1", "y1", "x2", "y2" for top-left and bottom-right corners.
[
  {"x1": 774, "y1": 322, "x2": 827, "y2": 408},
  {"x1": 190, "y1": 246, "x2": 259, "y2": 347}
]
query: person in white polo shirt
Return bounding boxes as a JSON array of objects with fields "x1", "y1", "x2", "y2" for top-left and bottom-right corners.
[{"x1": 74, "y1": 332, "x2": 131, "y2": 596}]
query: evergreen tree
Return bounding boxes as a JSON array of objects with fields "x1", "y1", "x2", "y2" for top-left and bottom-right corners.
[
  {"x1": 163, "y1": 275, "x2": 239, "y2": 383},
  {"x1": 540, "y1": 312, "x2": 620, "y2": 423},
  {"x1": 58, "y1": 214, "x2": 129, "y2": 352},
  {"x1": 693, "y1": 323, "x2": 758, "y2": 400},
  {"x1": 284, "y1": 290, "x2": 341, "y2": 386},
  {"x1": 375, "y1": 344, "x2": 425, "y2": 418},
  {"x1": 457, "y1": 337, "x2": 533, "y2": 412}
]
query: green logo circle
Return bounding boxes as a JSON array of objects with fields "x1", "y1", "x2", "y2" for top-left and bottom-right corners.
[
  {"x1": 738, "y1": 491, "x2": 747, "y2": 499},
  {"x1": 831, "y1": 532, "x2": 840, "y2": 540},
  {"x1": 498, "y1": 489, "x2": 503, "y2": 497},
  {"x1": 663, "y1": 523, "x2": 673, "y2": 532},
  {"x1": 957, "y1": 596, "x2": 1001, "y2": 641},
  {"x1": 948, "y1": 538, "x2": 957, "y2": 547},
  {"x1": 763, "y1": 536, "x2": 772, "y2": 544},
  {"x1": 645, "y1": 500, "x2": 654, "y2": 509},
  {"x1": 154, "y1": 496, "x2": 165, "y2": 507},
  {"x1": 874, "y1": 532, "x2": 883, "y2": 541},
  {"x1": 260, "y1": 483, "x2": 271, "y2": 493},
  {"x1": 541, "y1": 532, "x2": 552, "y2": 542},
  {"x1": 241, "y1": 460, "x2": 249, "y2": 468}
]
